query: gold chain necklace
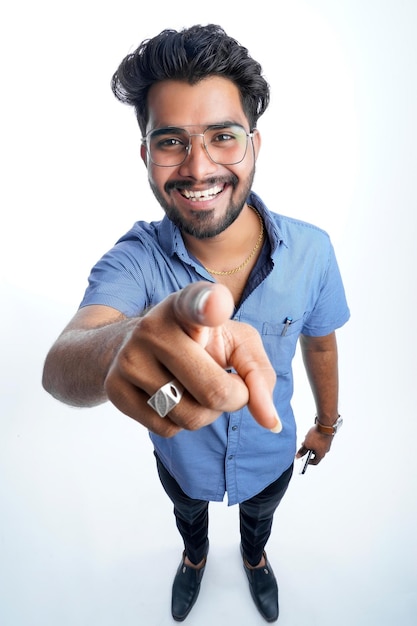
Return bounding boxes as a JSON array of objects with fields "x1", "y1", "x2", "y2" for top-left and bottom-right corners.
[{"x1": 204, "y1": 206, "x2": 264, "y2": 276}]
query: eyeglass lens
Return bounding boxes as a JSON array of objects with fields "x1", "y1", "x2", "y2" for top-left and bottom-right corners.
[{"x1": 145, "y1": 125, "x2": 250, "y2": 166}]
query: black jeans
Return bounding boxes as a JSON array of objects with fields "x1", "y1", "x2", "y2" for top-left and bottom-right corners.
[{"x1": 155, "y1": 452, "x2": 293, "y2": 567}]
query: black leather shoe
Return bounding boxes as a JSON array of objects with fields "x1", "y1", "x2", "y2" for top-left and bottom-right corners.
[
  {"x1": 171, "y1": 552, "x2": 207, "y2": 622},
  {"x1": 240, "y1": 545, "x2": 279, "y2": 622}
]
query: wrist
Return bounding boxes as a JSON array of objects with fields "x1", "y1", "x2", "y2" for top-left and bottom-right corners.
[{"x1": 314, "y1": 414, "x2": 343, "y2": 436}]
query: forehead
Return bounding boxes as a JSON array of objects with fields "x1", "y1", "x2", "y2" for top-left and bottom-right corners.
[{"x1": 145, "y1": 76, "x2": 248, "y2": 132}]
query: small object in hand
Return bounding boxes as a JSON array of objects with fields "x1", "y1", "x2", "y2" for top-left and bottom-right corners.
[{"x1": 299, "y1": 449, "x2": 314, "y2": 474}]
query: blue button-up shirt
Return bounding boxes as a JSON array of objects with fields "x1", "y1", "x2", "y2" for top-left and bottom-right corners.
[{"x1": 80, "y1": 192, "x2": 350, "y2": 505}]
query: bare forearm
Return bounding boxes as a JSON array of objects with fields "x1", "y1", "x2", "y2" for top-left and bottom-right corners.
[
  {"x1": 42, "y1": 318, "x2": 138, "y2": 407},
  {"x1": 300, "y1": 332, "x2": 339, "y2": 422}
]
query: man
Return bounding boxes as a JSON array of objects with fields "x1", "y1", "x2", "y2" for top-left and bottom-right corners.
[{"x1": 42, "y1": 24, "x2": 350, "y2": 623}]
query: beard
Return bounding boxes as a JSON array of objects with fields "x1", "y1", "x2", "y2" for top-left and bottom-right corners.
[{"x1": 148, "y1": 167, "x2": 256, "y2": 239}]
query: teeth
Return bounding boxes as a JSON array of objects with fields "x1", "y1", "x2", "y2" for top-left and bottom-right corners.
[{"x1": 182, "y1": 185, "x2": 223, "y2": 200}]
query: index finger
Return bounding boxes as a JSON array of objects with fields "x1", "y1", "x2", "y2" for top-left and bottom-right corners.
[{"x1": 173, "y1": 281, "x2": 235, "y2": 347}]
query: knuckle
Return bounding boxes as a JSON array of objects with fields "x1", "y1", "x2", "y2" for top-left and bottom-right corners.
[
  {"x1": 134, "y1": 313, "x2": 155, "y2": 335},
  {"x1": 170, "y1": 403, "x2": 220, "y2": 431},
  {"x1": 151, "y1": 420, "x2": 181, "y2": 438},
  {"x1": 113, "y1": 339, "x2": 142, "y2": 376},
  {"x1": 204, "y1": 382, "x2": 232, "y2": 410}
]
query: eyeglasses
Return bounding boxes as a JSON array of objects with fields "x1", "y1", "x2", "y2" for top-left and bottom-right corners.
[{"x1": 142, "y1": 124, "x2": 254, "y2": 167}]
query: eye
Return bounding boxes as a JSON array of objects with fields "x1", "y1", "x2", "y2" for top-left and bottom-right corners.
[
  {"x1": 155, "y1": 136, "x2": 185, "y2": 150},
  {"x1": 212, "y1": 131, "x2": 236, "y2": 144},
  {"x1": 207, "y1": 125, "x2": 246, "y2": 147}
]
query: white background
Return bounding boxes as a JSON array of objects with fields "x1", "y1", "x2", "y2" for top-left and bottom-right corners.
[{"x1": 1, "y1": 1, "x2": 416, "y2": 624}]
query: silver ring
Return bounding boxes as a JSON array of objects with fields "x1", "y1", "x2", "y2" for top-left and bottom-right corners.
[{"x1": 147, "y1": 380, "x2": 184, "y2": 418}]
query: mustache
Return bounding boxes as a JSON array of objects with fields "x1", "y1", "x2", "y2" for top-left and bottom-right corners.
[{"x1": 165, "y1": 175, "x2": 238, "y2": 193}]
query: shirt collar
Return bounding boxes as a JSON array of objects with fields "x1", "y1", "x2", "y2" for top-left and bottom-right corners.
[{"x1": 248, "y1": 191, "x2": 285, "y2": 253}]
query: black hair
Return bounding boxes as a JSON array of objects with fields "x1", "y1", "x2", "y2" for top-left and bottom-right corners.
[{"x1": 111, "y1": 24, "x2": 270, "y2": 135}]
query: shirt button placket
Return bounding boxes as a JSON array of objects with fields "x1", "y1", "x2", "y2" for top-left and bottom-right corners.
[{"x1": 225, "y1": 413, "x2": 241, "y2": 502}]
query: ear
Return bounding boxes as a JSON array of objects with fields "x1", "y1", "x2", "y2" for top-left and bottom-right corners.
[
  {"x1": 140, "y1": 143, "x2": 148, "y2": 166},
  {"x1": 251, "y1": 129, "x2": 261, "y2": 160}
]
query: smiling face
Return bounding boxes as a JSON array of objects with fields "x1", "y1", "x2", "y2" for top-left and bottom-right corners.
[{"x1": 141, "y1": 76, "x2": 261, "y2": 239}]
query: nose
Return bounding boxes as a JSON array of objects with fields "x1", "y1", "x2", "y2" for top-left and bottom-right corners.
[{"x1": 178, "y1": 133, "x2": 218, "y2": 179}]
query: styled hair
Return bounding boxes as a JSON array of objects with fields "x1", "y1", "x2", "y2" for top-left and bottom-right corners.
[{"x1": 111, "y1": 24, "x2": 270, "y2": 135}]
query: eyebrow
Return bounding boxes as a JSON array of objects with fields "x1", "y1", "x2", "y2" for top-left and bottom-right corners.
[
  {"x1": 150, "y1": 126, "x2": 185, "y2": 137},
  {"x1": 148, "y1": 122, "x2": 245, "y2": 136}
]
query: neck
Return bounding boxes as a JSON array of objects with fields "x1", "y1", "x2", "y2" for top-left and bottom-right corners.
[{"x1": 184, "y1": 205, "x2": 264, "y2": 276}]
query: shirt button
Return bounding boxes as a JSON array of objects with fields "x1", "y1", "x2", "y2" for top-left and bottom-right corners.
[
  {"x1": 228, "y1": 455, "x2": 234, "y2": 460},
  {"x1": 232, "y1": 426, "x2": 238, "y2": 431}
]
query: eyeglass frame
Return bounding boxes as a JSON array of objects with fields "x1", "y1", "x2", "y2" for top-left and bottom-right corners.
[{"x1": 141, "y1": 123, "x2": 255, "y2": 167}]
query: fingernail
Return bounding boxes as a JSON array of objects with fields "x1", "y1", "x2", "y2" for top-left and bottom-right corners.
[
  {"x1": 192, "y1": 288, "x2": 211, "y2": 322},
  {"x1": 270, "y1": 416, "x2": 283, "y2": 434}
]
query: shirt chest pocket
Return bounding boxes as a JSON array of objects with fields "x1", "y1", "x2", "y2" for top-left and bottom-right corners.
[{"x1": 261, "y1": 317, "x2": 304, "y2": 376}]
